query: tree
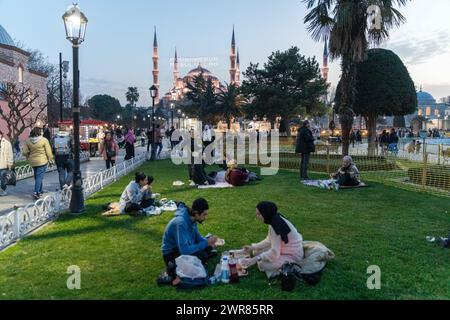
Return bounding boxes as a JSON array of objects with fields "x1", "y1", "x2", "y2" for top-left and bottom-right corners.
[
  {"x1": 88, "y1": 95, "x2": 123, "y2": 123},
  {"x1": 241, "y1": 47, "x2": 327, "y2": 136},
  {"x1": 125, "y1": 87, "x2": 139, "y2": 107},
  {"x1": 216, "y1": 83, "x2": 246, "y2": 130},
  {"x1": 336, "y1": 49, "x2": 417, "y2": 155},
  {"x1": 183, "y1": 73, "x2": 217, "y2": 123},
  {"x1": 0, "y1": 83, "x2": 47, "y2": 144},
  {"x1": 303, "y1": 0, "x2": 410, "y2": 155}
]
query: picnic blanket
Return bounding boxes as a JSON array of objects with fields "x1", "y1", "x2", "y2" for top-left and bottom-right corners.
[
  {"x1": 198, "y1": 182, "x2": 234, "y2": 189},
  {"x1": 303, "y1": 180, "x2": 368, "y2": 190}
]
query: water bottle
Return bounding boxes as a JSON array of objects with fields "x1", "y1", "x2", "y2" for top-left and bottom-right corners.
[{"x1": 221, "y1": 256, "x2": 230, "y2": 284}]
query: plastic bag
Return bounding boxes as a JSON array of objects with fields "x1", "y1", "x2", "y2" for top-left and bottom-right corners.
[{"x1": 175, "y1": 255, "x2": 207, "y2": 280}]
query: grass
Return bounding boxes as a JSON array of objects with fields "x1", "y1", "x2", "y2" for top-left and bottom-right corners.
[{"x1": 0, "y1": 160, "x2": 449, "y2": 300}]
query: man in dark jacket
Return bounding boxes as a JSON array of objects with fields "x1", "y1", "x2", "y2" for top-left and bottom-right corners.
[{"x1": 295, "y1": 120, "x2": 315, "y2": 180}]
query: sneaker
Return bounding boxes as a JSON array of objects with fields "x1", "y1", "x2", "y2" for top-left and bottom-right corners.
[
  {"x1": 156, "y1": 272, "x2": 174, "y2": 286},
  {"x1": 0, "y1": 190, "x2": 7, "y2": 196},
  {"x1": 32, "y1": 192, "x2": 40, "y2": 200}
]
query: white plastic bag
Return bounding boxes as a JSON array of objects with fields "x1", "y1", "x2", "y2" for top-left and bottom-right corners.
[{"x1": 175, "y1": 255, "x2": 207, "y2": 279}]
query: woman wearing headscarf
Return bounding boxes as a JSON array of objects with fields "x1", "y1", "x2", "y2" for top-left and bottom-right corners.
[
  {"x1": 241, "y1": 202, "x2": 304, "y2": 278},
  {"x1": 124, "y1": 128, "x2": 136, "y2": 161}
]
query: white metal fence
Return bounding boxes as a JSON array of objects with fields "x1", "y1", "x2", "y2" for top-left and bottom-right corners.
[
  {"x1": 0, "y1": 151, "x2": 148, "y2": 251},
  {"x1": 15, "y1": 152, "x2": 90, "y2": 181}
]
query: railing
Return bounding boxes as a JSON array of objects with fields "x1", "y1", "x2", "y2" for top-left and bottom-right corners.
[
  {"x1": 15, "y1": 152, "x2": 91, "y2": 181},
  {"x1": 0, "y1": 151, "x2": 148, "y2": 251}
]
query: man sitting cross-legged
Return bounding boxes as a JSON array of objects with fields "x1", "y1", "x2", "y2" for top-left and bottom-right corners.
[{"x1": 159, "y1": 198, "x2": 218, "y2": 285}]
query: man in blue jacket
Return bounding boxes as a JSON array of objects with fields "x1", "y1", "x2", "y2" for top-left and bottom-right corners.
[{"x1": 161, "y1": 198, "x2": 218, "y2": 280}]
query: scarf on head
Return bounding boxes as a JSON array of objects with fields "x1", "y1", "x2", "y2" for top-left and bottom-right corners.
[{"x1": 257, "y1": 201, "x2": 291, "y2": 244}]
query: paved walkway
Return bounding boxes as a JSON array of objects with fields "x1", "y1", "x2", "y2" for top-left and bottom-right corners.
[{"x1": 0, "y1": 146, "x2": 148, "y2": 216}]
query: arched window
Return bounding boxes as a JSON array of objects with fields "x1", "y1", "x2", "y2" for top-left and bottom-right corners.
[{"x1": 18, "y1": 65, "x2": 24, "y2": 83}]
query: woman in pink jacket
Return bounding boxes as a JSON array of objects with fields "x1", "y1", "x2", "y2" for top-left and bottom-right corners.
[
  {"x1": 99, "y1": 132, "x2": 120, "y2": 169},
  {"x1": 241, "y1": 201, "x2": 304, "y2": 278}
]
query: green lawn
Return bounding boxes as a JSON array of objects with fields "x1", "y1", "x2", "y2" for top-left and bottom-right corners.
[{"x1": 0, "y1": 160, "x2": 449, "y2": 300}]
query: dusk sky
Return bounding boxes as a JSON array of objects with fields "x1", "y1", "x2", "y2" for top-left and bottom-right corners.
[{"x1": 1, "y1": 0, "x2": 449, "y2": 106}]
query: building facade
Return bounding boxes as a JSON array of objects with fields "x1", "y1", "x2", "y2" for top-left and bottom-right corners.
[
  {"x1": 0, "y1": 24, "x2": 47, "y2": 142},
  {"x1": 406, "y1": 88, "x2": 450, "y2": 130}
]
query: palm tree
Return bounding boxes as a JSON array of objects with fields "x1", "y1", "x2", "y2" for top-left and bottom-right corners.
[
  {"x1": 126, "y1": 87, "x2": 140, "y2": 127},
  {"x1": 303, "y1": 0, "x2": 410, "y2": 155},
  {"x1": 216, "y1": 83, "x2": 246, "y2": 130}
]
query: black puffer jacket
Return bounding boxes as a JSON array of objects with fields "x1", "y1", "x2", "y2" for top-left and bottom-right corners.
[{"x1": 295, "y1": 126, "x2": 315, "y2": 154}]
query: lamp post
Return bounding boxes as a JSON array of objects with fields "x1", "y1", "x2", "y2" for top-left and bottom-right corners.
[
  {"x1": 170, "y1": 103, "x2": 175, "y2": 128},
  {"x1": 63, "y1": 4, "x2": 88, "y2": 215},
  {"x1": 177, "y1": 109, "x2": 181, "y2": 129},
  {"x1": 149, "y1": 85, "x2": 158, "y2": 161}
]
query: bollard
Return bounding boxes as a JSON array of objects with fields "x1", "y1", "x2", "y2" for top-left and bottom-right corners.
[
  {"x1": 421, "y1": 152, "x2": 428, "y2": 189},
  {"x1": 326, "y1": 145, "x2": 330, "y2": 175}
]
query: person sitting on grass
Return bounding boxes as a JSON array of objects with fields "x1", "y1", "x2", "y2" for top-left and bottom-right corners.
[
  {"x1": 331, "y1": 155, "x2": 361, "y2": 187},
  {"x1": 159, "y1": 198, "x2": 218, "y2": 285},
  {"x1": 103, "y1": 172, "x2": 156, "y2": 216},
  {"x1": 240, "y1": 201, "x2": 304, "y2": 279}
]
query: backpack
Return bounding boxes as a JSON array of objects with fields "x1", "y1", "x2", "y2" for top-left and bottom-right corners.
[{"x1": 54, "y1": 135, "x2": 71, "y2": 156}]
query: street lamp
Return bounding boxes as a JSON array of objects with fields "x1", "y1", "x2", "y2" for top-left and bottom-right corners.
[
  {"x1": 63, "y1": 4, "x2": 88, "y2": 215},
  {"x1": 170, "y1": 103, "x2": 175, "y2": 128},
  {"x1": 149, "y1": 85, "x2": 158, "y2": 160}
]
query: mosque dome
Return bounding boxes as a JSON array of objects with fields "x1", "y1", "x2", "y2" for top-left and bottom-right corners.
[
  {"x1": 417, "y1": 90, "x2": 436, "y2": 105},
  {"x1": 0, "y1": 24, "x2": 15, "y2": 46}
]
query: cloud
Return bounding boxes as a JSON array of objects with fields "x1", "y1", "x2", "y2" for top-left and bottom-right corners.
[{"x1": 382, "y1": 30, "x2": 450, "y2": 65}]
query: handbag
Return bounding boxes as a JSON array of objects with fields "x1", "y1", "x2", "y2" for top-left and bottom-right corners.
[
  {"x1": 106, "y1": 143, "x2": 116, "y2": 158},
  {"x1": 4, "y1": 169, "x2": 17, "y2": 186}
]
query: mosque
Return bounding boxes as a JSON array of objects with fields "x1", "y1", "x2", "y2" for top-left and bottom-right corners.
[{"x1": 151, "y1": 26, "x2": 241, "y2": 106}]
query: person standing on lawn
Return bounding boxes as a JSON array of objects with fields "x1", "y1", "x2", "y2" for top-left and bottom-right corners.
[
  {"x1": 295, "y1": 120, "x2": 315, "y2": 180},
  {"x1": 161, "y1": 198, "x2": 218, "y2": 282},
  {"x1": 22, "y1": 127, "x2": 54, "y2": 200},
  {"x1": 0, "y1": 131, "x2": 14, "y2": 196}
]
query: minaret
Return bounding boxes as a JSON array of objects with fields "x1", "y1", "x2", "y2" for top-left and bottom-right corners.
[
  {"x1": 230, "y1": 25, "x2": 237, "y2": 85},
  {"x1": 152, "y1": 26, "x2": 160, "y2": 103},
  {"x1": 322, "y1": 39, "x2": 329, "y2": 83},
  {"x1": 236, "y1": 49, "x2": 241, "y2": 86},
  {"x1": 173, "y1": 48, "x2": 180, "y2": 88}
]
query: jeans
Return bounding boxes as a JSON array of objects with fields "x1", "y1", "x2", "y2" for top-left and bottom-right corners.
[
  {"x1": 300, "y1": 153, "x2": 311, "y2": 179},
  {"x1": 55, "y1": 155, "x2": 74, "y2": 189},
  {"x1": 124, "y1": 198, "x2": 155, "y2": 214},
  {"x1": 32, "y1": 164, "x2": 48, "y2": 194},
  {"x1": 337, "y1": 173, "x2": 360, "y2": 187},
  {"x1": 0, "y1": 169, "x2": 8, "y2": 191},
  {"x1": 163, "y1": 247, "x2": 214, "y2": 278},
  {"x1": 106, "y1": 158, "x2": 116, "y2": 170},
  {"x1": 156, "y1": 143, "x2": 163, "y2": 157}
]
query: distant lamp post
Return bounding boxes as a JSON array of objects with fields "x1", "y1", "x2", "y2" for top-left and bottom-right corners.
[
  {"x1": 149, "y1": 85, "x2": 158, "y2": 160},
  {"x1": 170, "y1": 103, "x2": 175, "y2": 128},
  {"x1": 63, "y1": 3, "x2": 88, "y2": 215}
]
